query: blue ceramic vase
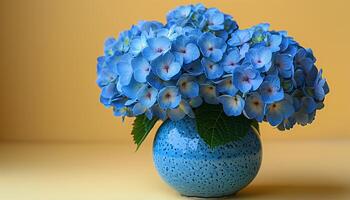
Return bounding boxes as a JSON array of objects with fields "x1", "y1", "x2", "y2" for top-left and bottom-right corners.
[{"x1": 153, "y1": 117, "x2": 262, "y2": 198}]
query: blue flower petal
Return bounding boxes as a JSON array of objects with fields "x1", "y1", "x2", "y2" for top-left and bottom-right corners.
[
  {"x1": 228, "y1": 29, "x2": 252, "y2": 46},
  {"x1": 101, "y1": 83, "x2": 118, "y2": 99},
  {"x1": 274, "y1": 54, "x2": 294, "y2": 78},
  {"x1": 129, "y1": 34, "x2": 147, "y2": 56},
  {"x1": 218, "y1": 95, "x2": 245, "y2": 116},
  {"x1": 233, "y1": 66, "x2": 262, "y2": 93},
  {"x1": 158, "y1": 86, "x2": 181, "y2": 109},
  {"x1": 266, "y1": 33, "x2": 282, "y2": 52},
  {"x1": 198, "y1": 32, "x2": 226, "y2": 62},
  {"x1": 244, "y1": 92, "x2": 265, "y2": 122},
  {"x1": 121, "y1": 78, "x2": 144, "y2": 99},
  {"x1": 259, "y1": 75, "x2": 284, "y2": 103},
  {"x1": 239, "y1": 43, "x2": 250, "y2": 59},
  {"x1": 266, "y1": 104, "x2": 284, "y2": 126},
  {"x1": 177, "y1": 74, "x2": 199, "y2": 98},
  {"x1": 116, "y1": 62, "x2": 133, "y2": 86},
  {"x1": 189, "y1": 96, "x2": 203, "y2": 108},
  {"x1": 131, "y1": 57, "x2": 151, "y2": 83},
  {"x1": 145, "y1": 109, "x2": 153, "y2": 120},
  {"x1": 167, "y1": 100, "x2": 194, "y2": 121},
  {"x1": 142, "y1": 36, "x2": 171, "y2": 61},
  {"x1": 200, "y1": 84, "x2": 219, "y2": 104},
  {"x1": 222, "y1": 48, "x2": 241, "y2": 73},
  {"x1": 132, "y1": 102, "x2": 147, "y2": 116},
  {"x1": 247, "y1": 46, "x2": 272, "y2": 70},
  {"x1": 201, "y1": 58, "x2": 224, "y2": 80},
  {"x1": 167, "y1": 107, "x2": 186, "y2": 121},
  {"x1": 267, "y1": 98, "x2": 295, "y2": 126},
  {"x1": 183, "y1": 59, "x2": 204, "y2": 76},
  {"x1": 151, "y1": 104, "x2": 167, "y2": 121},
  {"x1": 215, "y1": 75, "x2": 238, "y2": 96},
  {"x1": 136, "y1": 85, "x2": 158, "y2": 108},
  {"x1": 153, "y1": 52, "x2": 181, "y2": 81},
  {"x1": 300, "y1": 96, "x2": 317, "y2": 114},
  {"x1": 183, "y1": 43, "x2": 200, "y2": 64}
]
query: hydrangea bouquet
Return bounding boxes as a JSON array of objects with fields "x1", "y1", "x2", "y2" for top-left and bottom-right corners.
[{"x1": 96, "y1": 4, "x2": 329, "y2": 148}]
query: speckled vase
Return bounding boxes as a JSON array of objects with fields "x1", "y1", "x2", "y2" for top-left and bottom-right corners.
[{"x1": 153, "y1": 117, "x2": 262, "y2": 198}]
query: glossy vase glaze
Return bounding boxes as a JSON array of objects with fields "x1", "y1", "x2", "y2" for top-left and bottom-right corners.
[{"x1": 153, "y1": 117, "x2": 262, "y2": 198}]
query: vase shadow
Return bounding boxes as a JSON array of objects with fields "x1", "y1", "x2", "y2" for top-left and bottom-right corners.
[
  {"x1": 233, "y1": 179, "x2": 348, "y2": 199},
  {"x1": 185, "y1": 178, "x2": 348, "y2": 200}
]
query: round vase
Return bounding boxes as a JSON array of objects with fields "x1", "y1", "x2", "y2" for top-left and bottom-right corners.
[{"x1": 153, "y1": 117, "x2": 262, "y2": 198}]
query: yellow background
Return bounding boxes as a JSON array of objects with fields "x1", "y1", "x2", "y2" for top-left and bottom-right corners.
[{"x1": 0, "y1": 0, "x2": 348, "y2": 142}]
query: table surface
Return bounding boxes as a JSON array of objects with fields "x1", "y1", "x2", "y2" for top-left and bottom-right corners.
[{"x1": 0, "y1": 139, "x2": 349, "y2": 200}]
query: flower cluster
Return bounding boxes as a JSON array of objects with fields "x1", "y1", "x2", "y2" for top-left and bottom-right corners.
[{"x1": 96, "y1": 4, "x2": 329, "y2": 130}]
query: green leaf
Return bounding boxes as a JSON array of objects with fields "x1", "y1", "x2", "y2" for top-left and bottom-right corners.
[
  {"x1": 131, "y1": 115, "x2": 158, "y2": 150},
  {"x1": 194, "y1": 103, "x2": 256, "y2": 148}
]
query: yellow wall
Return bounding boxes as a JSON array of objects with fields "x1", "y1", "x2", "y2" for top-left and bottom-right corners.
[{"x1": 0, "y1": 0, "x2": 348, "y2": 142}]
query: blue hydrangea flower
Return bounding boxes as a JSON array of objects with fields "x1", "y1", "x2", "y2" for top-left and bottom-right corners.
[
  {"x1": 200, "y1": 84, "x2": 219, "y2": 104},
  {"x1": 298, "y1": 96, "x2": 317, "y2": 114},
  {"x1": 115, "y1": 30, "x2": 133, "y2": 53},
  {"x1": 116, "y1": 61, "x2": 133, "y2": 86},
  {"x1": 177, "y1": 74, "x2": 199, "y2": 98},
  {"x1": 96, "y1": 67, "x2": 117, "y2": 88},
  {"x1": 294, "y1": 48, "x2": 315, "y2": 73},
  {"x1": 259, "y1": 75, "x2": 284, "y2": 104},
  {"x1": 201, "y1": 58, "x2": 224, "y2": 79},
  {"x1": 137, "y1": 85, "x2": 158, "y2": 108},
  {"x1": 132, "y1": 102, "x2": 148, "y2": 116},
  {"x1": 198, "y1": 32, "x2": 227, "y2": 62},
  {"x1": 244, "y1": 92, "x2": 265, "y2": 122},
  {"x1": 204, "y1": 8, "x2": 225, "y2": 31},
  {"x1": 121, "y1": 78, "x2": 144, "y2": 99},
  {"x1": 266, "y1": 97, "x2": 295, "y2": 126},
  {"x1": 273, "y1": 54, "x2": 294, "y2": 78},
  {"x1": 218, "y1": 95, "x2": 245, "y2": 116},
  {"x1": 167, "y1": 100, "x2": 194, "y2": 121},
  {"x1": 131, "y1": 56, "x2": 151, "y2": 83},
  {"x1": 293, "y1": 69, "x2": 305, "y2": 87},
  {"x1": 223, "y1": 14, "x2": 238, "y2": 34},
  {"x1": 183, "y1": 59, "x2": 204, "y2": 76},
  {"x1": 172, "y1": 35, "x2": 200, "y2": 64},
  {"x1": 157, "y1": 25, "x2": 183, "y2": 41},
  {"x1": 146, "y1": 71, "x2": 175, "y2": 90},
  {"x1": 313, "y1": 69, "x2": 329, "y2": 101},
  {"x1": 97, "y1": 4, "x2": 329, "y2": 128},
  {"x1": 294, "y1": 109, "x2": 316, "y2": 126},
  {"x1": 215, "y1": 75, "x2": 238, "y2": 96},
  {"x1": 277, "y1": 116, "x2": 297, "y2": 130},
  {"x1": 129, "y1": 33, "x2": 148, "y2": 56},
  {"x1": 167, "y1": 5, "x2": 193, "y2": 26},
  {"x1": 152, "y1": 52, "x2": 181, "y2": 81},
  {"x1": 189, "y1": 96, "x2": 203, "y2": 108},
  {"x1": 101, "y1": 82, "x2": 118, "y2": 99},
  {"x1": 233, "y1": 65, "x2": 263, "y2": 93},
  {"x1": 142, "y1": 36, "x2": 171, "y2": 61},
  {"x1": 228, "y1": 29, "x2": 252, "y2": 46},
  {"x1": 251, "y1": 24, "x2": 268, "y2": 44},
  {"x1": 114, "y1": 106, "x2": 131, "y2": 117},
  {"x1": 246, "y1": 46, "x2": 272, "y2": 71},
  {"x1": 157, "y1": 86, "x2": 181, "y2": 109},
  {"x1": 221, "y1": 48, "x2": 241, "y2": 73},
  {"x1": 151, "y1": 104, "x2": 167, "y2": 120},
  {"x1": 132, "y1": 85, "x2": 158, "y2": 117},
  {"x1": 137, "y1": 20, "x2": 163, "y2": 33},
  {"x1": 265, "y1": 33, "x2": 282, "y2": 52},
  {"x1": 104, "y1": 38, "x2": 119, "y2": 58},
  {"x1": 239, "y1": 43, "x2": 250, "y2": 59}
]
